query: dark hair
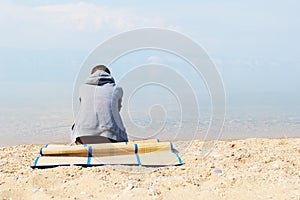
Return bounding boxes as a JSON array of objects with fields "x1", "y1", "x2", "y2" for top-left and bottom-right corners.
[{"x1": 91, "y1": 65, "x2": 111, "y2": 74}]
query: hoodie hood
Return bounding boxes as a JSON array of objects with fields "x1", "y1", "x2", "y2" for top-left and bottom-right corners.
[{"x1": 85, "y1": 70, "x2": 115, "y2": 86}]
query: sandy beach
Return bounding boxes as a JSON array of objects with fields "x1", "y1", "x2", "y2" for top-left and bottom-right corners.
[{"x1": 0, "y1": 138, "x2": 299, "y2": 200}]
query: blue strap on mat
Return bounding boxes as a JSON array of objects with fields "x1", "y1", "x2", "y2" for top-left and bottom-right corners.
[
  {"x1": 87, "y1": 146, "x2": 92, "y2": 165},
  {"x1": 134, "y1": 144, "x2": 141, "y2": 165},
  {"x1": 33, "y1": 156, "x2": 40, "y2": 167},
  {"x1": 170, "y1": 142, "x2": 182, "y2": 165},
  {"x1": 39, "y1": 144, "x2": 49, "y2": 156},
  {"x1": 134, "y1": 143, "x2": 138, "y2": 154}
]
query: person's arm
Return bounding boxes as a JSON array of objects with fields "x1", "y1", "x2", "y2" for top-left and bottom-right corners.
[
  {"x1": 118, "y1": 98, "x2": 122, "y2": 112},
  {"x1": 116, "y1": 86, "x2": 123, "y2": 112},
  {"x1": 113, "y1": 86, "x2": 123, "y2": 112}
]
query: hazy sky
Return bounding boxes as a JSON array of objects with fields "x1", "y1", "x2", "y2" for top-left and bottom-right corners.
[{"x1": 0, "y1": 0, "x2": 299, "y2": 109}]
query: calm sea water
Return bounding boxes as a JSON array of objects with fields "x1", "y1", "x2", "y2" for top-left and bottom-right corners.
[{"x1": 0, "y1": 104, "x2": 299, "y2": 146}]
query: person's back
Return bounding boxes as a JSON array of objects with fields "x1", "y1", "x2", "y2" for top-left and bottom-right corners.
[{"x1": 71, "y1": 65, "x2": 128, "y2": 144}]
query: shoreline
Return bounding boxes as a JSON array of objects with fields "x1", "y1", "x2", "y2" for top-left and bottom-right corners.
[
  {"x1": 1, "y1": 136, "x2": 300, "y2": 148},
  {"x1": 0, "y1": 138, "x2": 299, "y2": 199}
]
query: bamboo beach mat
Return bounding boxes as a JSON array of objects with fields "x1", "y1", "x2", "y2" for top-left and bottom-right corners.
[{"x1": 31, "y1": 139, "x2": 183, "y2": 168}]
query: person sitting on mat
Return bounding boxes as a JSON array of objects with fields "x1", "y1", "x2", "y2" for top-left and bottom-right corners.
[{"x1": 71, "y1": 65, "x2": 128, "y2": 144}]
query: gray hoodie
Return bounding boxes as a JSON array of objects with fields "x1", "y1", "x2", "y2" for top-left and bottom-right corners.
[{"x1": 71, "y1": 70, "x2": 128, "y2": 143}]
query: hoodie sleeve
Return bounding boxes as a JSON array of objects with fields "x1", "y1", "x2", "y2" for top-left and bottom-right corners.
[
  {"x1": 118, "y1": 98, "x2": 122, "y2": 111},
  {"x1": 113, "y1": 86, "x2": 123, "y2": 111}
]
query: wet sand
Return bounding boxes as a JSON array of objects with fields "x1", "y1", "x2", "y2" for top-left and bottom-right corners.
[{"x1": 0, "y1": 138, "x2": 299, "y2": 200}]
